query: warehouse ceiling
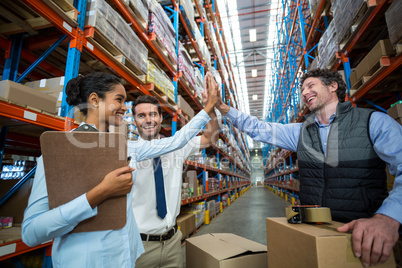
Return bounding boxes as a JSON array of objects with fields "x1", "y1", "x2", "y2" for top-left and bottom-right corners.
[{"x1": 217, "y1": 0, "x2": 281, "y2": 148}]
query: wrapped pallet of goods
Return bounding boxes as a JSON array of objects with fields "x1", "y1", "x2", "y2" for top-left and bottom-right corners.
[
  {"x1": 179, "y1": 42, "x2": 196, "y2": 91},
  {"x1": 181, "y1": 201, "x2": 206, "y2": 229},
  {"x1": 86, "y1": 0, "x2": 148, "y2": 74},
  {"x1": 125, "y1": 0, "x2": 150, "y2": 27},
  {"x1": 193, "y1": 67, "x2": 204, "y2": 100},
  {"x1": 332, "y1": 0, "x2": 365, "y2": 48},
  {"x1": 193, "y1": 24, "x2": 211, "y2": 68},
  {"x1": 148, "y1": 0, "x2": 177, "y2": 66},
  {"x1": 385, "y1": 0, "x2": 402, "y2": 45},
  {"x1": 180, "y1": 0, "x2": 196, "y2": 33},
  {"x1": 317, "y1": 21, "x2": 338, "y2": 69},
  {"x1": 147, "y1": 59, "x2": 175, "y2": 102}
]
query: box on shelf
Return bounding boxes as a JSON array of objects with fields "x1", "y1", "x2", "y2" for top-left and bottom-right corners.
[
  {"x1": 349, "y1": 39, "x2": 395, "y2": 89},
  {"x1": 387, "y1": 103, "x2": 402, "y2": 121},
  {"x1": 0, "y1": 80, "x2": 57, "y2": 114},
  {"x1": 206, "y1": 200, "x2": 215, "y2": 219},
  {"x1": 147, "y1": 59, "x2": 175, "y2": 101},
  {"x1": 125, "y1": 0, "x2": 149, "y2": 27},
  {"x1": 177, "y1": 95, "x2": 194, "y2": 119},
  {"x1": 177, "y1": 213, "x2": 195, "y2": 240},
  {"x1": 266, "y1": 217, "x2": 396, "y2": 268},
  {"x1": 25, "y1": 76, "x2": 65, "y2": 109},
  {"x1": 185, "y1": 170, "x2": 198, "y2": 189},
  {"x1": 181, "y1": 207, "x2": 205, "y2": 229},
  {"x1": 186, "y1": 233, "x2": 268, "y2": 268}
]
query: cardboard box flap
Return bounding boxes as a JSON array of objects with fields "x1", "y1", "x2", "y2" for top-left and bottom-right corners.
[
  {"x1": 211, "y1": 233, "x2": 267, "y2": 252},
  {"x1": 270, "y1": 218, "x2": 345, "y2": 238},
  {"x1": 187, "y1": 233, "x2": 266, "y2": 261}
]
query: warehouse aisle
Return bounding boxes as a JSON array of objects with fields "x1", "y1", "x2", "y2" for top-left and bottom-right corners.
[{"x1": 182, "y1": 186, "x2": 289, "y2": 266}]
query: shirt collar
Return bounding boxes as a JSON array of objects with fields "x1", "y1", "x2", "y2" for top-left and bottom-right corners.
[
  {"x1": 315, "y1": 113, "x2": 336, "y2": 128},
  {"x1": 73, "y1": 122, "x2": 99, "y2": 131}
]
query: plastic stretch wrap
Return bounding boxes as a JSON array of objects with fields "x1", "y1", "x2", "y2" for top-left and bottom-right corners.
[
  {"x1": 332, "y1": 0, "x2": 365, "y2": 43},
  {"x1": 86, "y1": 0, "x2": 148, "y2": 73},
  {"x1": 147, "y1": 59, "x2": 175, "y2": 97}
]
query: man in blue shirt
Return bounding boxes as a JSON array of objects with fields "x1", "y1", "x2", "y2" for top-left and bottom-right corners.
[{"x1": 215, "y1": 68, "x2": 402, "y2": 267}]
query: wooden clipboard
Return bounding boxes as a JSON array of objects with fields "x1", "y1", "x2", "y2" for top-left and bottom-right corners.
[{"x1": 40, "y1": 131, "x2": 128, "y2": 233}]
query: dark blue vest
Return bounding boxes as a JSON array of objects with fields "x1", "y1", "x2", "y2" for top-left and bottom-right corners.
[{"x1": 297, "y1": 102, "x2": 388, "y2": 222}]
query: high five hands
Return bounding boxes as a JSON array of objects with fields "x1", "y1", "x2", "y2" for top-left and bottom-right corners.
[{"x1": 202, "y1": 71, "x2": 230, "y2": 115}]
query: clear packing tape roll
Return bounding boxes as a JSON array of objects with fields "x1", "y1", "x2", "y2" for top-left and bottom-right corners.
[{"x1": 286, "y1": 205, "x2": 332, "y2": 223}]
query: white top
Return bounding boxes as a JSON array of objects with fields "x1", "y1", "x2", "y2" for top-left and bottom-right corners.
[{"x1": 132, "y1": 136, "x2": 201, "y2": 234}]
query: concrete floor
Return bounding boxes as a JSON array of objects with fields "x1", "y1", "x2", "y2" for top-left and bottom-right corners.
[{"x1": 181, "y1": 186, "x2": 289, "y2": 267}]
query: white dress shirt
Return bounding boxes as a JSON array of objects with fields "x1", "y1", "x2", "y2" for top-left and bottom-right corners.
[{"x1": 132, "y1": 136, "x2": 201, "y2": 234}]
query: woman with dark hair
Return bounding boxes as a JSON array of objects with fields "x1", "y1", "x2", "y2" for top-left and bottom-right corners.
[{"x1": 22, "y1": 72, "x2": 219, "y2": 267}]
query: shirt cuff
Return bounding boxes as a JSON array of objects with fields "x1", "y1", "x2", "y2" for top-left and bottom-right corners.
[
  {"x1": 376, "y1": 202, "x2": 402, "y2": 224},
  {"x1": 198, "y1": 109, "x2": 211, "y2": 121},
  {"x1": 59, "y1": 193, "x2": 98, "y2": 226},
  {"x1": 225, "y1": 107, "x2": 239, "y2": 123}
]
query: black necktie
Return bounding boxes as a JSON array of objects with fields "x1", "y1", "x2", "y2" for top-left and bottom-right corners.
[{"x1": 153, "y1": 157, "x2": 167, "y2": 219}]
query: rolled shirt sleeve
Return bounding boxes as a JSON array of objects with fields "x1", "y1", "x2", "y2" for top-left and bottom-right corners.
[{"x1": 22, "y1": 157, "x2": 97, "y2": 247}]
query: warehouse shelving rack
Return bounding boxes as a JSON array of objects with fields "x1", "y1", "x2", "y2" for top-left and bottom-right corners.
[
  {"x1": 175, "y1": 0, "x2": 251, "y2": 218},
  {"x1": 263, "y1": 0, "x2": 402, "y2": 203},
  {"x1": 0, "y1": 0, "x2": 251, "y2": 263}
]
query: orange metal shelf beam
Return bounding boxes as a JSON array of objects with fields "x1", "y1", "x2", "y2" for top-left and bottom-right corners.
[
  {"x1": 110, "y1": 0, "x2": 176, "y2": 76},
  {"x1": 0, "y1": 239, "x2": 52, "y2": 262},
  {"x1": 0, "y1": 101, "x2": 76, "y2": 131}
]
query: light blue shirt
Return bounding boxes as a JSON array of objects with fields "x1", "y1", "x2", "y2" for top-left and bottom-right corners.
[
  {"x1": 22, "y1": 110, "x2": 211, "y2": 268},
  {"x1": 225, "y1": 107, "x2": 402, "y2": 224}
]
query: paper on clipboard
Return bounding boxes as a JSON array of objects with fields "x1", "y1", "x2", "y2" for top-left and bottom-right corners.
[{"x1": 40, "y1": 131, "x2": 128, "y2": 233}]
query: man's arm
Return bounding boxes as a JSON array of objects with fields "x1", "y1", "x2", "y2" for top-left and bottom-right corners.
[
  {"x1": 130, "y1": 76, "x2": 219, "y2": 161},
  {"x1": 215, "y1": 96, "x2": 302, "y2": 152},
  {"x1": 338, "y1": 112, "x2": 402, "y2": 267},
  {"x1": 200, "y1": 72, "x2": 220, "y2": 150}
]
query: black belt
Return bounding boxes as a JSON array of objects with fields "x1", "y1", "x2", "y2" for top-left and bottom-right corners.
[{"x1": 140, "y1": 225, "x2": 177, "y2": 242}]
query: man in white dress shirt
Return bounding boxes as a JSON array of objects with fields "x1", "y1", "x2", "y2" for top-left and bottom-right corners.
[{"x1": 133, "y1": 74, "x2": 220, "y2": 267}]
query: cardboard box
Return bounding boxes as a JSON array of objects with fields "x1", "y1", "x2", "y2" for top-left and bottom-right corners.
[
  {"x1": 186, "y1": 170, "x2": 198, "y2": 189},
  {"x1": 186, "y1": 233, "x2": 268, "y2": 268},
  {"x1": 177, "y1": 213, "x2": 195, "y2": 239},
  {"x1": 350, "y1": 40, "x2": 395, "y2": 88},
  {"x1": 266, "y1": 217, "x2": 396, "y2": 268},
  {"x1": 0, "y1": 80, "x2": 57, "y2": 114},
  {"x1": 364, "y1": 39, "x2": 395, "y2": 71},
  {"x1": 387, "y1": 103, "x2": 402, "y2": 120},
  {"x1": 177, "y1": 95, "x2": 195, "y2": 119},
  {"x1": 25, "y1": 76, "x2": 65, "y2": 110}
]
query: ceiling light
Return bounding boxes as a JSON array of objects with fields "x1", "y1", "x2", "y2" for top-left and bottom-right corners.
[
  {"x1": 252, "y1": 95, "x2": 258, "y2": 100},
  {"x1": 251, "y1": 69, "x2": 257, "y2": 77},
  {"x1": 249, "y1": 29, "x2": 256, "y2": 42}
]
